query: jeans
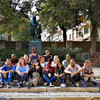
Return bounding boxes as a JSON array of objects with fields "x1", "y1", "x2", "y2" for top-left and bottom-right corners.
[
  {"x1": 43, "y1": 75, "x2": 56, "y2": 83},
  {"x1": 16, "y1": 72, "x2": 28, "y2": 83},
  {"x1": 67, "y1": 73, "x2": 80, "y2": 85},
  {"x1": 1, "y1": 73, "x2": 14, "y2": 83}
]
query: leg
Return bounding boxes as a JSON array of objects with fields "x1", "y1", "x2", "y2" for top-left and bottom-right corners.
[
  {"x1": 91, "y1": 76, "x2": 98, "y2": 86},
  {"x1": 50, "y1": 76, "x2": 56, "y2": 82},
  {"x1": 73, "y1": 73, "x2": 80, "y2": 82},
  {"x1": 16, "y1": 72, "x2": 21, "y2": 82},
  {"x1": 43, "y1": 75, "x2": 51, "y2": 83},
  {"x1": 20, "y1": 73, "x2": 28, "y2": 82},
  {"x1": 7, "y1": 73, "x2": 13, "y2": 83},
  {"x1": 67, "y1": 74, "x2": 75, "y2": 85},
  {"x1": 1, "y1": 73, "x2": 5, "y2": 83}
]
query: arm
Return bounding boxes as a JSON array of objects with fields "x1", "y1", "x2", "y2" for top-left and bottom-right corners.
[{"x1": 38, "y1": 55, "x2": 41, "y2": 61}]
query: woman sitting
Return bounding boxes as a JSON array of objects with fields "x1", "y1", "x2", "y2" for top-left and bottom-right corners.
[
  {"x1": 16, "y1": 57, "x2": 28, "y2": 88},
  {"x1": 82, "y1": 60, "x2": 99, "y2": 87},
  {"x1": 54, "y1": 62, "x2": 66, "y2": 88},
  {"x1": 28, "y1": 60, "x2": 42, "y2": 88},
  {"x1": 43, "y1": 59, "x2": 56, "y2": 87}
]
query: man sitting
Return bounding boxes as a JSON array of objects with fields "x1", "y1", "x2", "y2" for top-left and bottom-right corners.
[
  {"x1": 0, "y1": 58, "x2": 15, "y2": 88},
  {"x1": 64, "y1": 58, "x2": 82, "y2": 87}
]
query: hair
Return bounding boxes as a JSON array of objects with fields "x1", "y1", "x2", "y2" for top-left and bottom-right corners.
[
  {"x1": 57, "y1": 61, "x2": 62, "y2": 68},
  {"x1": 19, "y1": 57, "x2": 26, "y2": 66},
  {"x1": 66, "y1": 54, "x2": 70, "y2": 58},
  {"x1": 32, "y1": 47, "x2": 37, "y2": 50},
  {"x1": 83, "y1": 60, "x2": 91, "y2": 67},
  {"x1": 53, "y1": 55, "x2": 59, "y2": 62},
  {"x1": 5, "y1": 58, "x2": 11, "y2": 65}
]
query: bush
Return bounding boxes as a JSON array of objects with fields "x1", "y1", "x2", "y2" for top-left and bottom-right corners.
[
  {"x1": 75, "y1": 53, "x2": 90, "y2": 64},
  {"x1": 0, "y1": 49, "x2": 28, "y2": 61},
  {"x1": 42, "y1": 47, "x2": 82, "y2": 61}
]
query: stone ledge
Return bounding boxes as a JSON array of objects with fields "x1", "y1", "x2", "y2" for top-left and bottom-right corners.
[
  {"x1": 53, "y1": 97, "x2": 92, "y2": 100},
  {"x1": 47, "y1": 87, "x2": 100, "y2": 92},
  {"x1": 0, "y1": 87, "x2": 46, "y2": 92},
  {"x1": 93, "y1": 97, "x2": 100, "y2": 100}
]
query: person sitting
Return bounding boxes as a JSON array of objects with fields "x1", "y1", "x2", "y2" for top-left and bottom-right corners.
[
  {"x1": 29, "y1": 47, "x2": 41, "y2": 64},
  {"x1": 62, "y1": 54, "x2": 71, "y2": 69},
  {"x1": 82, "y1": 60, "x2": 99, "y2": 87},
  {"x1": 11, "y1": 54, "x2": 18, "y2": 67},
  {"x1": 0, "y1": 58, "x2": 15, "y2": 88},
  {"x1": 43, "y1": 59, "x2": 56, "y2": 87},
  {"x1": 28, "y1": 60, "x2": 42, "y2": 88},
  {"x1": 40, "y1": 56, "x2": 47, "y2": 69},
  {"x1": 54, "y1": 62, "x2": 66, "y2": 88},
  {"x1": 64, "y1": 58, "x2": 82, "y2": 87},
  {"x1": 16, "y1": 57, "x2": 28, "y2": 88},
  {"x1": 44, "y1": 49, "x2": 52, "y2": 62}
]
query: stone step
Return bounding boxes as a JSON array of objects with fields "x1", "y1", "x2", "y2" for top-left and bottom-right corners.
[{"x1": 0, "y1": 87, "x2": 99, "y2": 92}]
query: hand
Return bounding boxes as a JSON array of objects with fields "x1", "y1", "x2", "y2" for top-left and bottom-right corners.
[
  {"x1": 18, "y1": 73, "x2": 23, "y2": 76},
  {"x1": 71, "y1": 73, "x2": 75, "y2": 77},
  {"x1": 3, "y1": 72, "x2": 7, "y2": 78},
  {"x1": 87, "y1": 75, "x2": 92, "y2": 78}
]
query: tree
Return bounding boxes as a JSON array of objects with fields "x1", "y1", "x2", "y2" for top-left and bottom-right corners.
[
  {"x1": 36, "y1": 0, "x2": 76, "y2": 44},
  {"x1": 36, "y1": 0, "x2": 100, "y2": 53},
  {"x1": 70, "y1": 0, "x2": 100, "y2": 53},
  {"x1": 0, "y1": 0, "x2": 33, "y2": 41}
]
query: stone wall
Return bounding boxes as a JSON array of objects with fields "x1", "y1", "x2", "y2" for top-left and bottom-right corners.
[{"x1": 90, "y1": 52, "x2": 100, "y2": 67}]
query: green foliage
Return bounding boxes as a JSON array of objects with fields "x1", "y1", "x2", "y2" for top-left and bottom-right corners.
[
  {"x1": 75, "y1": 53, "x2": 90, "y2": 63},
  {"x1": 0, "y1": 49, "x2": 28, "y2": 61},
  {"x1": 42, "y1": 47, "x2": 82, "y2": 61}
]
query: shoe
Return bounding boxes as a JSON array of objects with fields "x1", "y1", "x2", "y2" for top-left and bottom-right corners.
[
  {"x1": 0, "y1": 83, "x2": 5, "y2": 88},
  {"x1": 82, "y1": 83, "x2": 87, "y2": 88},
  {"x1": 7, "y1": 83, "x2": 10, "y2": 88},
  {"x1": 96, "y1": 85, "x2": 100, "y2": 88},
  {"x1": 76, "y1": 83, "x2": 79, "y2": 87},
  {"x1": 44, "y1": 82, "x2": 48, "y2": 86},
  {"x1": 60, "y1": 83, "x2": 66, "y2": 88},
  {"x1": 28, "y1": 82, "x2": 32, "y2": 89},
  {"x1": 49, "y1": 83, "x2": 54, "y2": 87},
  {"x1": 17, "y1": 83, "x2": 21, "y2": 88},
  {"x1": 72, "y1": 84, "x2": 77, "y2": 87}
]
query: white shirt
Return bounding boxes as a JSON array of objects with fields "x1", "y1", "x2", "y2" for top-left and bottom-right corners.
[
  {"x1": 65, "y1": 64, "x2": 82, "y2": 73},
  {"x1": 40, "y1": 62, "x2": 47, "y2": 68},
  {"x1": 51, "y1": 61, "x2": 57, "y2": 67}
]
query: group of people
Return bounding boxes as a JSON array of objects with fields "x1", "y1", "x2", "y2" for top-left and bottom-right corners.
[{"x1": 0, "y1": 47, "x2": 99, "y2": 88}]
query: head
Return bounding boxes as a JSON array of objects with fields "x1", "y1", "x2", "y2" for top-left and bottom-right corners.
[
  {"x1": 6, "y1": 58, "x2": 12, "y2": 67},
  {"x1": 45, "y1": 49, "x2": 50, "y2": 56},
  {"x1": 57, "y1": 62, "x2": 62, "y2": 68},
  {"x1": 66, "y1": 54, "x2": 71, "y2": 61},
  {"x1": 84, "y1": 60, "x2": 91, "y2": 67},
  {"x1": 33, "y1": 16, "x2": 36, "y2": 21},
  {"x1": 70, "y1": 58, "x2": 75, "y2": 67},
  {"x1": 24, "y1": 54, "x2": 29, "y2": 63},
  {"x1": 34, "y1": 59, "x2": 40, "y2": 67},
  {"x1": 53, "y1": 55, "x2": 59, "y2": 63},
  {"x1": 47, "y1": 59, "x2": 52, "y2": 68},
  {"x1": 11, "y1": 54, "x2": 17, "y2": 60},
  {"x1": 19, "y1": 57, "x2": 26, "y2": 66},
  {"x1": 41, "y1": 56, "x2": 45, "y2": 63},
  {"x1": 32, "y1": 47, "x2": 37, "y2": 53}
]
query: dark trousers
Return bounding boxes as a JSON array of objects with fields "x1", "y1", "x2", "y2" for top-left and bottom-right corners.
[
  {"x1": 16, "y1": 72, "x2": 27, "y2": 83},
  {"x1": 67, "y1": 73, "x2": 80, "y2": 85}
]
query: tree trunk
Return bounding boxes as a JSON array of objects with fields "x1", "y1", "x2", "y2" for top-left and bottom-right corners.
[
  {"x1": 60, "y1": 25, "x2": 67, "y2": 47},
  {"x1": 90, "y1": 20, "x2": 98, "y2": 53},
  {"x1": 8, "y1": 35, "x2": 11, "y2": 41}
]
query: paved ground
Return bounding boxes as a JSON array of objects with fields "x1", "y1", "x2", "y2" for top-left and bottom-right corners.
[{"x1": 0, "y1": 92, "x2": 100, "y2": 98}]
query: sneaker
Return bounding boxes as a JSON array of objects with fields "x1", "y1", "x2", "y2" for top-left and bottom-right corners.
[
  {"x1": 17, "y1": 83, "x2": 21, "y2": 88},
  {"x1": 60, "y1": 83, "x2": 66, "y2": 88},
  {"x1": 49, "y1": 83, "x2": 54, "y2": 87},
  {"x1": 76, "y1": 83, "x2": 79, "y2": 87},
  {"x1": 7, "y1": 83, "x2": 10, "y2": 88},
  {"x1": 44, "y1": 82, "x2": 48, "y2": 86},
  {"x1": 0, "y1": 83, "x2": 5, "y2": 88},
  {"x1": 72, "y1": 84, "x2": 77, "y2": 87}
]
